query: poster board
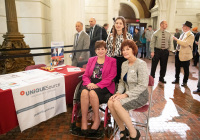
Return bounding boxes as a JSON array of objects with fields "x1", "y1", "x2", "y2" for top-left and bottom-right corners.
[{"x1": 51, "y1": 42, "x2": 64, "y2": 67}]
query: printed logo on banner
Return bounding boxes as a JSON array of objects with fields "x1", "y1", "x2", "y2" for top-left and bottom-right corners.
[
  {"x1": 19, "y1": 83, "x2": 60, "y2": 96},
  {"x1": 20, "y1": 91, "x2": 25, "y2": 96}
]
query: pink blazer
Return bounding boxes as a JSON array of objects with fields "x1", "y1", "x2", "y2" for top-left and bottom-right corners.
[{"x1": 82, "y1": 55, "x2": 117, "y2": 94}]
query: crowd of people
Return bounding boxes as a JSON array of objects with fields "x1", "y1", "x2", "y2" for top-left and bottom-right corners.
[{"x1": 70, "y1": 16, "x2": 200, "y2": 139}]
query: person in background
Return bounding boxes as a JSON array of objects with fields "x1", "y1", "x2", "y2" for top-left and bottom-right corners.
[
  {"x1": 193, "y1": 37, "x2": 200, "y2": 93},
  {"x1": 172, "y1": 21, "x2": 194, "y2": 87},
  {"x1": 140, "y1": 28, "x2": 147, "y2": 58},
  {"x1": 102, "y1": 23, "x2": 109, "y2": 41},
  {"x1": 133, "y1": 28, "x2": 140, "y2": 46},
  {"x1": 145, "y1": 25, "x2": 154, "y2": 59},
  {"x1": 192, "y1": 27, "x2": 199, "y2": 66},
  {"x1": 150, "y1": 20, "x2": 172, "y2": 84},
  {"x1": 71, "y1": 40, "x2": 117, "y2": 139},
  {"x1": 108, "y1": 40, "x2": 149, "y2": 140},
  {"x1": 107, "y1": 16, "x2": 133, "y2": 83},
  {"x1": 133, "y1": 28, "x2": 140, "y2": 57},
  {"x1": 173, "y1": 28, "x2": 180, "y2": 50},
  {"x1": 89, "y1": 17, "x2": 102, "y2": 57},
  {"x1": 72, "y1": 21, "x2": 90, "y2": 67}
]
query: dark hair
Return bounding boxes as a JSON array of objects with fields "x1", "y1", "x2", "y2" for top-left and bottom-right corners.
[
  {"x1": 103, "y1": 23, "x2": 108, "y2": 27},
  {"x1": 135, "y1": 28, "x2": 139, "y2": 31},
  {"x1": 95, "y1": 40, "x2": 107, "y2": 50},
  {"x1": 121, "y1": 40, "x2": 138, "y2": 56},
  {"x1": 113, "y1": 16, "x2": 127, "y2": 51},
  {"x1": 148, "y1": 25, "x2": 152, "y2": 28}
]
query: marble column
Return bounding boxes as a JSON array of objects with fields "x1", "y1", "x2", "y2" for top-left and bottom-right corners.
[
  {"x1": 108, "y1": 0, "x2": 120, "y2": 31},
  {"x1": 167, "y1": 0, "x2": 177, "y2": 33},
  {"x1": 108, "y1": 0, "x2": 115, "y2": 31},
  {"x1": 0, "y1": 0, "x2": 34, "y2": 74}
]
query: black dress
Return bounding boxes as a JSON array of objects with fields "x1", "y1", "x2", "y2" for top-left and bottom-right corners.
[{"x1": 79, "y1": 62, "x2": 111, "y2": 104}]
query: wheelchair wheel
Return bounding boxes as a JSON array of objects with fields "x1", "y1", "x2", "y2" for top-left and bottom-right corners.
[
  {"x1": 105, "y1": 125, "x2": 113, "y2": 138},
  {"x1": 73, "y1": 81, "x2": 83, "y2": 105}
]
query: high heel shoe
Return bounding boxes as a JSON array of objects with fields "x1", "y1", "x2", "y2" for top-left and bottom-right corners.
[
  {"x1": 130, "y1": 129, "x2": 141, "y2": 140},
  {"x1": 125, "y1": 127, "x2": 130, "y2": 137},
  {"x1": 120, "y1": 129, "x2": 127, "y2": 140},
  {"x1": 87, "y1": 125, "x2": 103, "y2": 139},
  {"x1": 119, "y1": 127, "x2": 129, "y2": 140}
]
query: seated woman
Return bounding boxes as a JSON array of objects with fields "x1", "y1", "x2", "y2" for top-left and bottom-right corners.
[
  {"x1": 108, "y1": 40, "x2": 149, "y2": 140},
  {"x1": 72, "y1": 40, "x2": 117, "y2": 138}
]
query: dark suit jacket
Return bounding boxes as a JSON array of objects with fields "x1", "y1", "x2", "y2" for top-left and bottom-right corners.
[
  {"x1": 102, "y1": 27, "x2": 108, "y2": 41},
  {"x1": 89, "y1": 24, "x2": 102, "y2": 49}
]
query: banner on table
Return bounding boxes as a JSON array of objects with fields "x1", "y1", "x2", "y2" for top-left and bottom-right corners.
[
  {"x1": 51, "y1": 41, "x2": 64, "y2": 67},
  {"x1": 11, "y1": 70, "x2": 66, "y2": 132}
]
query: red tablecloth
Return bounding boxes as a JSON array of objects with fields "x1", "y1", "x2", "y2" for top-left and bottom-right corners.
[{"x1": 0, "y1": 65, "x2": 85, "y2": 135}]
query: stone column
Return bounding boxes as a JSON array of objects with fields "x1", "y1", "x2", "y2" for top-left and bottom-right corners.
[
  {"x1": 108, "y1": 0, "x2": 115, "y2": 31},
  {"x1": 167, "y1": 0, "x2": 177, "y2": 33},
  {"x1": 0, "y1": 0, "x2": 34, "y2": 74},
  {"x1": 107, "y1": 0, "x2": 120, "y2": 31}
]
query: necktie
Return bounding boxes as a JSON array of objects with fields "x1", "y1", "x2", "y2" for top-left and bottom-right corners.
[
  {"x1": 76, "y1": 33, "x2": 79, "y2": 46},
  {"x1": 90, "y1": 27, "x2": 93, "y2": 39},
  {"x1": 177, "y1": 33, "x2": 185, "y2": 51},
  {"x1": 161, "y1": 31, "x2": 165, "y2": 49}
]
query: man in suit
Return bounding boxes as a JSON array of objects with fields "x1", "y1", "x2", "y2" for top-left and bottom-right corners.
[
  {"x1": 102, "y1": 23, "x2": 109, "y2": 41},
  {"x1": 89, "y1": 17, "x2": 102, "y2": 57},
  {"x1": 173, "y1": 28, "x2": 180, "y2": 50},
  {"x1": 193, "y1": 37, "x2": 200, "y2": 93},
  {"x1": 72, "y1": 21, "x2": 90, "y2": 67},
  {"x1": 150, "y1": 20, "x2": 172, "y2": 84},
  {"x1": 172, "y1": 21, "x2": 195, "y2": 86}
]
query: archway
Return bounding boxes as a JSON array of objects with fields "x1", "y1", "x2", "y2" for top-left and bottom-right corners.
[{"x1": 119, "y1": 1, "x2": 140, "y2": 19}]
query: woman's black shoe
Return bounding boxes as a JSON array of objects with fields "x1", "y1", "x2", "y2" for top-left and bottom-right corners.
[
  {"x1": 78, "y1": 129, "x2": 88, "y2": 137},
  {"x1": 71, "y1": 127, "x2": 81, "y2": 136},
  {"x1": 130, "y1": 129, "x2": 141, "y2": 140},
  {"x1": 87, "y1": 126, "x2": 104, "y2": 139},
  {"x1": 119, "y1": 127, "x2": 129, "y2": 139},
  {"x1": 120, "y1": 129, "x2": 127, "y2": 140},
  {"x1": 125, "y1": 127, "x2": 130, "y2": 137}
]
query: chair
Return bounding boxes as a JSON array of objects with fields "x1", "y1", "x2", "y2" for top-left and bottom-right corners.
[
  {"x1": 70, "y1": 79, "x2": 116, "y2": 138},
  {"x1": 25, "y1": 64, "x2": 46, "y2": 71},
  {"x1": 112, "y1": 75, "x2": 154, "y2": 140}
]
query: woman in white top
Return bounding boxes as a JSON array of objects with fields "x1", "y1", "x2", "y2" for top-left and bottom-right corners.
[{"x1": 106, "y1": 16, "x2": 133, "y2": 83}]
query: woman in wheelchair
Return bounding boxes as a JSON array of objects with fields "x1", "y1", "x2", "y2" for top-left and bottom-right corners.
[
  {"x1": 108, "y1": 40, "x2": 149, "y2": 140},
  {"x1": 72, "y1": 40, "x2": 117, "y2": 137}
]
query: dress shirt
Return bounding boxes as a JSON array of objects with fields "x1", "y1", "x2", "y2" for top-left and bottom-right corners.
[
  {"x1": 75, "y1": 31, "x2": 82, "y2": 46},
  {"x1": 150, "y1": 29, "x2": 172, "y2": 52}
]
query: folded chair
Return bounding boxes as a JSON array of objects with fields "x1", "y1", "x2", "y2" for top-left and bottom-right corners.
[
  {"x1": 112, "y1": 75, "x2": 154, "y2": 140},
  {"x1": 25, "y1": 64, "x2": 46, "y2": 71}
]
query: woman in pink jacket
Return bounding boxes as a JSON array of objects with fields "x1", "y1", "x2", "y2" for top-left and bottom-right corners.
[{"x1": 73, "y1": 40, "x2": 117, "y2": 138}]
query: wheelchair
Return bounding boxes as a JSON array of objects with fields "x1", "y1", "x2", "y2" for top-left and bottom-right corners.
[{"x1": 70, "y1": 79, "x2": 116, "y2": 138}]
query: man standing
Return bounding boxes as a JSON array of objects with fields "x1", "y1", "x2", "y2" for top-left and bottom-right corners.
[
  {"x1": 193, "y1": 37, "x2": 200, "y2": 93},
  {"x1": 192, "y1": 27, "x2": 199, "y2": 66},
  {"x1": 173, "y1": 28, "x2": 180, "y2": 50},
  {"x1": 150, "y1": 21, "x2": 172, "y2": 83},
  {"x1": 102, "y1": 23, "x2": 109, "y2": 41},
  {"x1": 72, "y1": 21, "x2": 90, "y2": 67},
  {"x1": 145, "y1": 25, "x2": 154, "y2": 59},
  {"x1": 172, "y1": 21, "x2": 194, "y2": 86},
  {"x1": 89, "y1": 17, "x2": 102, "y2": 57}
]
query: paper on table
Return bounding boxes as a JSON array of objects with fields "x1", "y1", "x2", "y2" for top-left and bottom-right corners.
[{"x1": 67, "y1": 67, "x2": 81, "y2": 72}]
